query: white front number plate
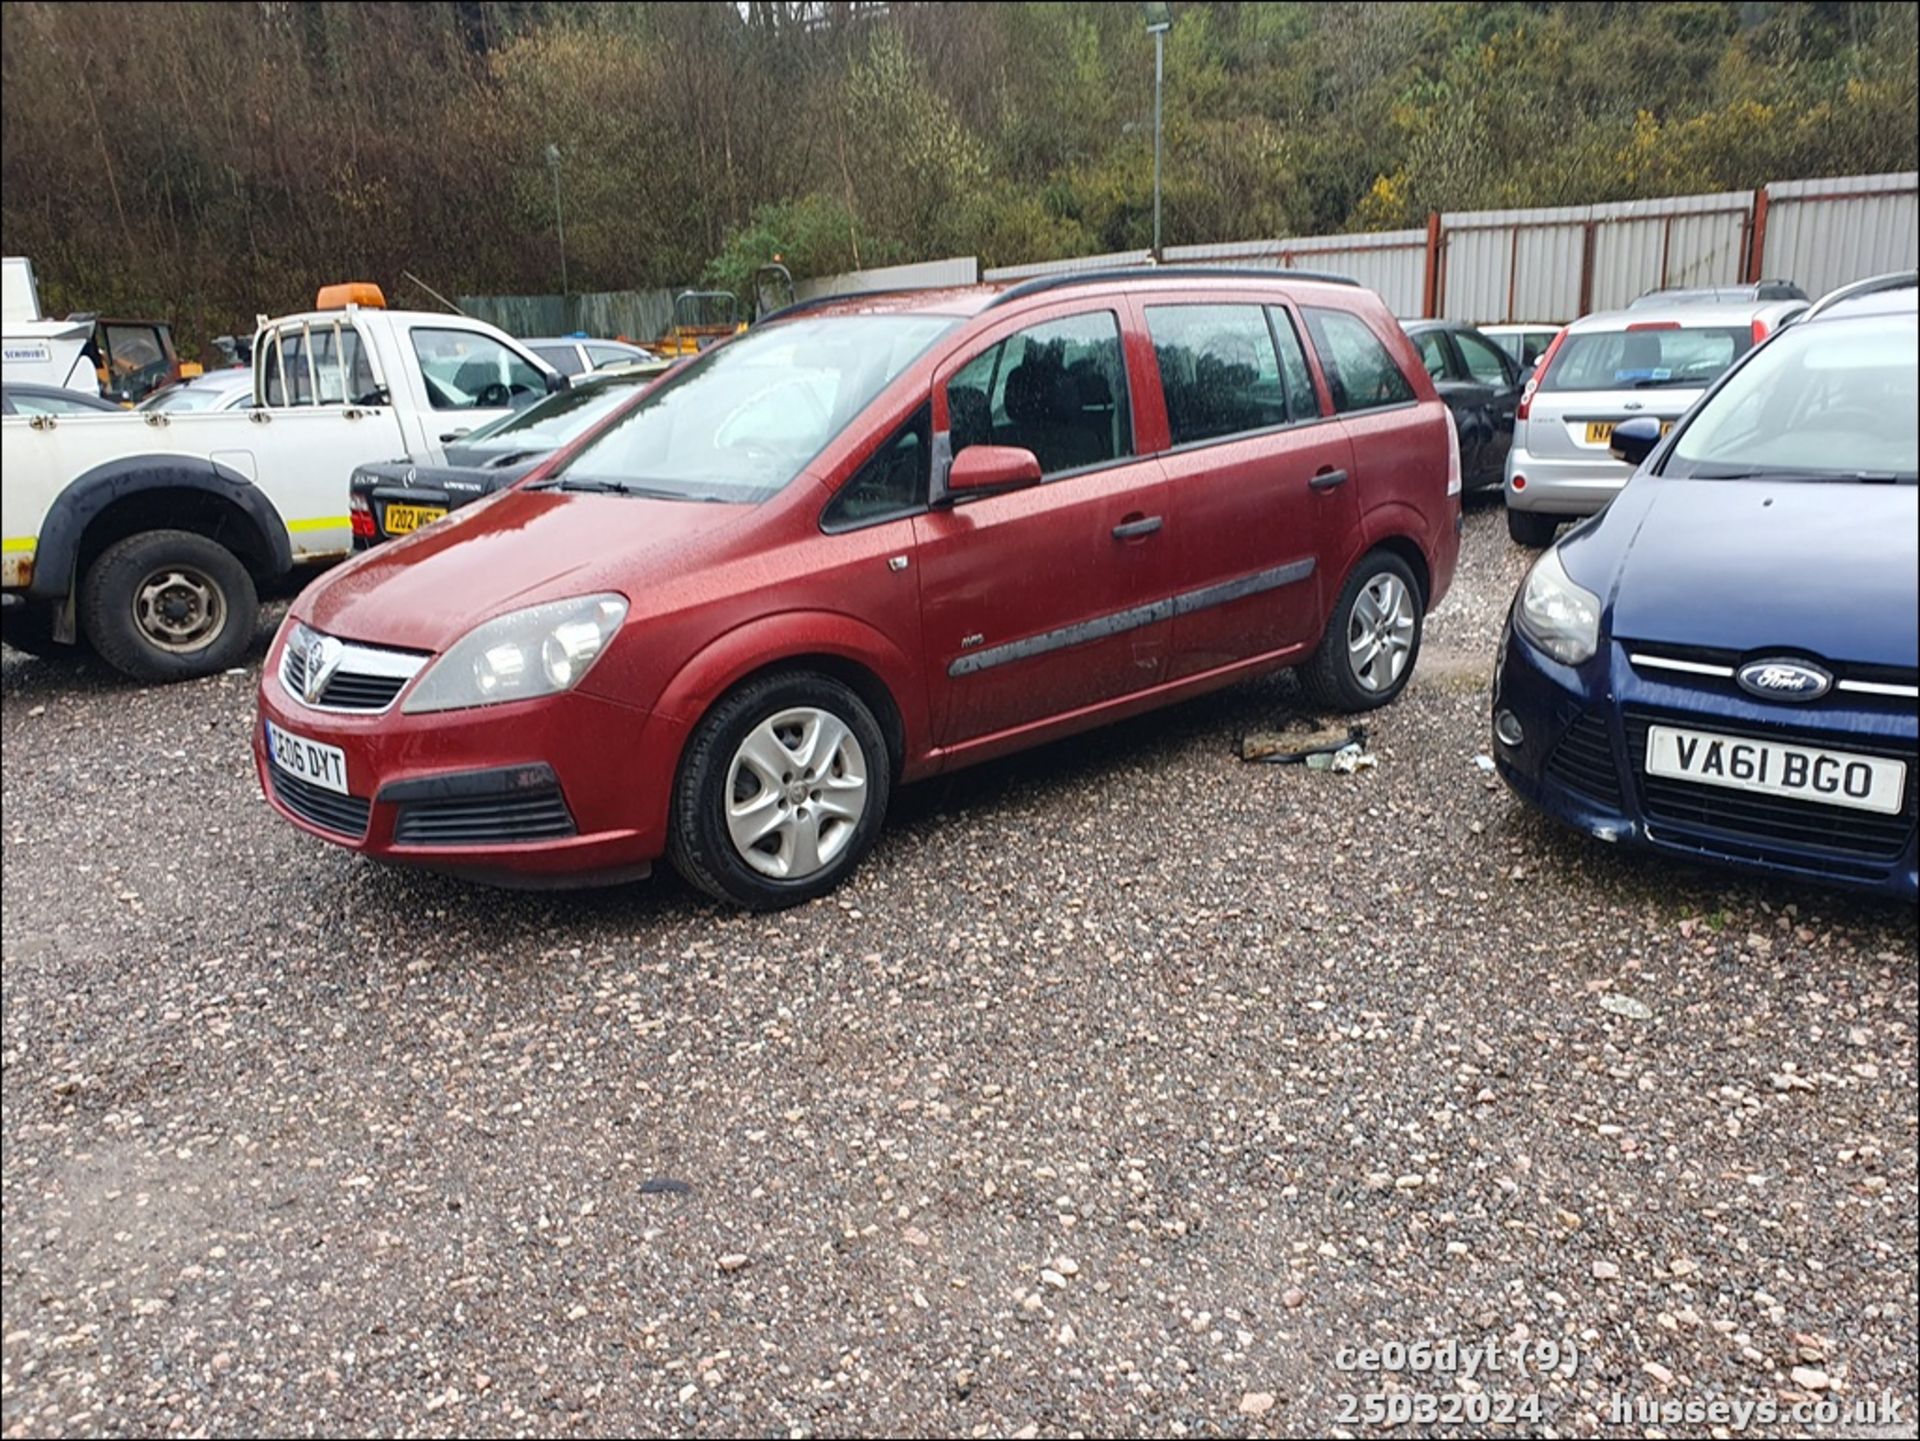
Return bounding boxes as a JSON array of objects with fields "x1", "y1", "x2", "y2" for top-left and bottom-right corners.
[
  {"x1": 266, "y1": 721, "x2": 349, "y2": 797},
  {"x1": 1645, "y1": 724, "x2": 1906, "y2": 816}
]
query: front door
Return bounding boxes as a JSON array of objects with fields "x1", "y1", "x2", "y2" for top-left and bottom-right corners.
[
  {"x1": 914, "y1": 307, "x2": 1172, "y2": 747},
  {"x1": 1448, "y1": 327, "x2": 1521, "y2": 484}
]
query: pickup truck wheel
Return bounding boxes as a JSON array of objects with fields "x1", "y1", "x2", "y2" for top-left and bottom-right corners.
[
  {"x1": 1299, "y1": 550, "x2": 1424, "y2": 712},
  {"x1": 80, "y1": 530, "x2": 258, "y2": 682},
  {"x1": 0, "y1": 602, "x2": 79, "y2": 659},
  {"x1": 669, "y1": 671, "x2": 891, "y2": 910}
]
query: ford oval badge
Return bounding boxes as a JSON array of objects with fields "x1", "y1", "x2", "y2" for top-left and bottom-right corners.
[{"x1": 1736, "y1": 657, "x2": 1832, "y2": 702}]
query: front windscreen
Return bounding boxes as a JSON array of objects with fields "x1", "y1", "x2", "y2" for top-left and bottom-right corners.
[
  {"x1": 550, "y1": 315, "x2": 958, "y2": 502},
  {"x1": 1664, "y1": 312, "x2": 1917, "y2": 480}
]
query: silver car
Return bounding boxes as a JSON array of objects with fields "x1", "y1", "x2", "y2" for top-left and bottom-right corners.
[{"x1": 1502, "y1": 298, "x2": 1807, "y2": 546}]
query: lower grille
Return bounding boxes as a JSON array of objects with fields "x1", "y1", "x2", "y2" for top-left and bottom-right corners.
[
  {"x1": 1545, "y1": 710, "x2": 1624, "y2": 808},
  {"x1": 270, "y1": 767, "x2": 371, "y2": 840},
  {"x1": 1625, "y1": 712, "x2": 1917, "y2": 868},
  {"x1": 393, "y1": 788, "x2": 576, "y2": 846}
]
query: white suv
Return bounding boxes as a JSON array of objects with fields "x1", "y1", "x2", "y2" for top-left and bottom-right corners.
[{"x1": 1502, "y1": 297, "x2": 1808, "y2": 546}]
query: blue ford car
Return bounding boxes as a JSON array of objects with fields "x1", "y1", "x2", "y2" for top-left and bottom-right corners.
[{"x1": 1492, "y1": 273, "x2": 1918, "y2": 899}]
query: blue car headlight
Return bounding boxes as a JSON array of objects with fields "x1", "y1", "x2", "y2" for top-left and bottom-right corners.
[{"x1": 1516, "y1": 547, "x2": 1601, "y2": 666}]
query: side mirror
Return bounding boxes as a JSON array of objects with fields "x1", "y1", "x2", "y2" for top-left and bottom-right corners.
[
  {"x1": 948, "y1": 444, "x2": 1042, "y2": 494},
  {"x1": 545, "y1": 368, "x2": 570, "y2": 394},
  {"x1": 1609, "y1": 415, "x2": 1663, "y2": 467}
]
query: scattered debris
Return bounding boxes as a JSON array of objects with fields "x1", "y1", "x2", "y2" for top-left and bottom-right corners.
[
  {"x1": 1599, "y1": 994, "x2": 1654, "y2": 1021},
  {"x1": 1241, "y1": 719, "x2": 1364, "y2": 764},
  {"x1": 639, "y1": 1177, "x2": 692, "y2": 1196},
  {"x1": 1473, "y1": 753, "x2": 1496, "y2": 773}
]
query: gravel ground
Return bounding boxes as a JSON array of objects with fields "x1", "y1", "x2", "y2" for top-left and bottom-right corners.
[{"x1": 4, "y1": 501, "x2": 1915, "y2": 1438}]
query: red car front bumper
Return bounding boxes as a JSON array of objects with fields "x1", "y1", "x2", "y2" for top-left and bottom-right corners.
[{"x1": 254, "y1": 631, "x2": 677, "y2": 887}]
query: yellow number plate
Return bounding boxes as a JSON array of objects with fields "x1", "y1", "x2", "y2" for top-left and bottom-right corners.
[
  {"x1": 383, "y1": 504, "x2": 447, "y2": 535},
  {"x1": 1585, "y1": 420, "x2": 1674, "y2": 445}
]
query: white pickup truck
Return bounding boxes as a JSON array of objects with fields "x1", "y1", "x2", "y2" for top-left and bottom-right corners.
[{"x1": 1, "y1": 283, "x2": 563, "y2": 680}]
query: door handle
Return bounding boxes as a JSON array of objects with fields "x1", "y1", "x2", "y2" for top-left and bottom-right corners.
[
  {"x1": 439, "y1": 429, "x2": 470, "y2": 443},
  {"x1": 1111, "y1": 515, "x2": 1163, "y2": 540},
  {"x1": 1309, "y1": 468, "x2": 1349, "y2": 492}
]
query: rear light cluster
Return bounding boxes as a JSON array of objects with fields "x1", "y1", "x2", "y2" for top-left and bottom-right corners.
[
  {"x1": 1444, "y1": 405, "x2": 1463, "y2": 497},
  {"x1": 1751, "y1": 317, "x2": 1771, "y2": 346},
  {"x1": 1515, "y1": 325, "x2": 1569, "y2": 422},
  {"x1": 349, "y1": 493, "x2": 376, "y2": 538}
]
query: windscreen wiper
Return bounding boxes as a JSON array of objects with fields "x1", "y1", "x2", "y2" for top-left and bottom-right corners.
[
  {"x1": 527, "y1": 477, "x2": 727, "y2": 501},
  {"x1": 1691, "y1": 469, "x2": 1912, "y2": 484}
]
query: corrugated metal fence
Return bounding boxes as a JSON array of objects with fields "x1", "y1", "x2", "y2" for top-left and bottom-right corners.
[
  {"x1": 456, "y1": 287, "x2": 679, "y2": 343},
  {"x1": 457, "y1": 171, "x2": 1915, "y2": 334},
  {"x1": 795, "y1": 256, "x2": 978, "y2": 301},
  {"x1": 982, "y1": 172, "x2": 1913, "y2": 323}
]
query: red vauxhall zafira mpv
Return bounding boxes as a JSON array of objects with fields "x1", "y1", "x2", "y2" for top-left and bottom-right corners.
[{"x1": 257, "y1": 269, "x2": 1461, "y2": 908}]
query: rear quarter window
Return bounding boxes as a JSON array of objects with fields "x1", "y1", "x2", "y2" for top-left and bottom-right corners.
[{"x1": 1301, "y1": 307, "x2": 1415, "y2": 414}]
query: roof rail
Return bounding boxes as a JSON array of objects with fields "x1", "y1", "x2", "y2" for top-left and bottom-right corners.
[
  {"x1": 985, "y1": 264, "x2": 1360, "y2": 310},
  {"x1": 1803, "y1": 269, "x2": 1918, "y2": 321}
]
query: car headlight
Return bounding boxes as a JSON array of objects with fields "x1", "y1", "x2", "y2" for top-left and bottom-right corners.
[
  {"x1": 1516, "y1": 547, "x2": 1601, "y2": 666},
  {"x1": 402, "y1": 593, "x2": 627, "y2": 713}
]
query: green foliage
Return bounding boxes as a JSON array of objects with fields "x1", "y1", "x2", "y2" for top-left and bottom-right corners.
[
  {"x1": 704, "y1": 193, "x2": 894, "y2": 296},
  {"x1": 2, "y1": 1, "x2": 1913, "y2": 352}
]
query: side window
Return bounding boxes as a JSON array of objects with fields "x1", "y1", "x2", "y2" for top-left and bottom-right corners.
[
  {"x1": 412, "y1": 329, "x2": 547, "y2": 411},
  {"x1": 533, "y1": 343, "x2": 585, "y2": 377},
  {"x1": 1302, "y1": 307, "x2": 1416, "y2": 414},
  {"x1": 1147, "y1": 305, "x2": 1288, "y2": 447},
  {"x1": 585, "y1": 345, "x2": 633, "y2": 369},
  {"x1": 822, "y1": 405, "x2": 930, "y2": 531},
  {"x1": 260, "y1": 325, "x2": 374, "y2": 407},
  {"x1": 274, "y1": 329, "x2": 312, "y2": 405},
  {"x1": 1266, "y1": 307, "x2": 1321, "y2": 422},
  {"x1": 944, "y1": 311, "x2": 1131, "y2": 477},
  {"x1": 1455, "y1": 330, "x2": 1514, "y2": 387},
  {"x1": 1412, "y1": 330, "x2": 1452, "y2": 382}
]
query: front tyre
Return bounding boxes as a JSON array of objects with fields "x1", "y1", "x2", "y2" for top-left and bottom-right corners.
[
  {"x1": 1300, "y1": 551, "x2": 1424, "y2": 712},
  {"x1": 669, "y1": 670, "x2": 891, "y2": 910},
  {"x1": 79, "y1": 530, "x2": 259, "y2": 682}
]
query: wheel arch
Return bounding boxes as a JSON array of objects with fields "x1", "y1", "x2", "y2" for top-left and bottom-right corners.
[
  {"x1": 643, "y1": 611, "x2": 928, "y2": 786},
  {"x1": 1349, "y1": 503, "x2": 1434, "y2": 607},
  {"x1": 26, "y1": 455, "x2": 293, "y2": 602}
]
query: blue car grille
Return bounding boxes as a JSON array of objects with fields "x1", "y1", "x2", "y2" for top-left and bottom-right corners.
[
  {"x1": 1545, "y1": 711, "x2": 1624, "y2": 808},
  {"x1": 1624, "y1": 711, "x2": 1917, "y2": 872}
]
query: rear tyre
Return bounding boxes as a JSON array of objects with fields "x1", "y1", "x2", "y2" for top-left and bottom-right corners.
[
  {"x1": 1300, "y1": 551, "x2": 1424, "y2": 712},
  {"x1": 79, "y1": 529, "x2": 258, "y2": 683},
  {"x1": 0, "y1": 602, "x2": 78, "y2": 659},
  {"x1": 668, "y1": 670, "x2": 892, "y2": 910},
  {"x1": 1506, "y1": 507, "x2": 1561, "y2": 548}
]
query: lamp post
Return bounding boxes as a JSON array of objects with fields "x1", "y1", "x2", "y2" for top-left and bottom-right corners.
[
  {"x1": 1143, "y1": 3, "x2": 1173, "y2": 262},
  {"x1": 544, "y1": 142, "x2": 569, "y2": 298}
]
